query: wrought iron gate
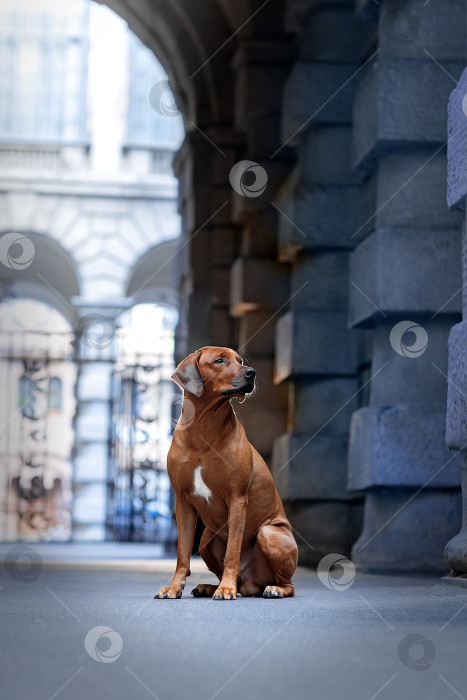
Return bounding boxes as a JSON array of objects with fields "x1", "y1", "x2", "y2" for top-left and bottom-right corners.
[{"x1": 107, "y1": 359, "x2": 177, "y2": 545}]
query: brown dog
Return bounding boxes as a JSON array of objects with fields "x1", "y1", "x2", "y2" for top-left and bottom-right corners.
[{"x1": 154, "y1": 346, "x2": 298, "y2": 600}]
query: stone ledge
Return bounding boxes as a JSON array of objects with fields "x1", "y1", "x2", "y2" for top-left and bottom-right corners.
[
  {"x1": 285, "y1": 499, "x2": 364, "y2": 566},
  {"x1": 352, "y1": 488, "x2": 462, "y2": 572},
  {"x1": 282, "y1": 62, "x2": 358, "y2": 145},
  {"x1": 276, "y1": 171, "x2": 359, "y2": 260},
  {"x1": 289, "y1": 376, "x2": 360, "y2": 435},
  {"x1": 353, "y1": 58, "x2": 464, "y2": 172},
  {"x1": 447, "y1": 67, "x2": 467, "y2": 211},
  {"x1": 378, "y1": 0, "x2": 466, "y2": 62},
  {"x1": 446, "y1": 322, "x2": 467, "y2": 448},
  {"x1": 230, "y1": 257, "x2": 290, "y2": 317},
  {"x1": 274, "y1": 309, "x2": 359, "y2": 382},
  {"x1": 272, "y1": 432, "x2": 362, "y2": 501},
  {"x1": 348, "y1": 227, "x2": 462, "y2": 327},
  {"x1": 348, "y1": 403, "x2": 461, "y2": 489}
]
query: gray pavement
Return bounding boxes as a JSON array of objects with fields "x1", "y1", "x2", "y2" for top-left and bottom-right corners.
[{"x1": 0, "y1": 553, "x2": 466, "y2": 700}]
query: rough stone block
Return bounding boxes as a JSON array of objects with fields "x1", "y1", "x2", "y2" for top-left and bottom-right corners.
[
  {"x1": 349, "y1": 227, "x2": 462, "y2": 327},
  {"x1": 238, "y1": 310, "x2": 277, "y2": 357},
  {"x1": 353, "y1": 58, "x2": 464, "y2": 171},
  {"x1": 211, "y1": 268, "x2": 230, "y2": 307},
  {"x1": 444, "y1": 452, "x2": 467, "y2": 573},
  {"x1": 379, "y1": 0, "x2": 466, "y2": 61},
  {"x1": 276, "y1": 172, "x2": 360, "y2": 260},
  {"x1": 291, "y1": 251, "x2": 349, "y2": 310},
  {"x1": 230, "y1": 257, "x2": 290, "y2": 317},
  {"x1": 210, "y1": 227, "x2": 238, "y2": 266},
  {"x1": 274, "y1": 310, "x2": 359, "y2": 382},
  {"x1": 374, "y1": 153, "x2": 463, "y2": 232},
  {"x1": 446, "y1": 321, "x2": 467, "y2": 449},
  {"x1": 272, "y1": 433, "x2": 359, "y2": 501},
  {"x1": 352, "y1": 488, "x2": 462, "y2": 572},
  {"x1": 235, "y1": 404, "x2": 287, "y2": 461},
  {"x1": 290, "y1": 377, "x2": 360, "y2": 435},
  {"x1": 210, "y1": 307, "x2": 233, "y2": 347},
  {"x1": 447, "y1": 68, "x2": 467, "y2": 211},
  {"x1": 298, "y1": 127, "x2": 356, "y2": 186},
  {"x1": 348, "y1": 403, "x2": 461, "y2": 489},
  {"x1": 282, "y1": 62, "x2": 358, "y2": 145},
  {"x1": 299, "y1": 7, "x2": 363, "y2": 63},
  {"x1": 285, "y1": 500, "x2": 364, "y2": 566},
  {"x1": 356, "y1": 0, "x2": 379, "y2": 21},
  {"x1": 367, "y1": 318, "x2": 456, "y2": 405}
]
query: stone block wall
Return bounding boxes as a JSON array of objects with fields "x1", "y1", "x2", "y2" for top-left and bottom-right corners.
[
  {"x1": 444, "y1": 68, "x2": 467, "y2": 575},
  {"x1": 348, "y1": 0, "x2": 465, "y2": 571}
]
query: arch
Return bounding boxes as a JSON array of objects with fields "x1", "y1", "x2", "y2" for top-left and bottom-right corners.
[
  {"x1": 95, "y1": 0, "x2": 239, "y2": 126},
  {"x1": 0, "y1": 231, "x2": 80, "y2": 326},
  {"x1": 125, "y1": 239, "x2": 179, "y2": 308}
]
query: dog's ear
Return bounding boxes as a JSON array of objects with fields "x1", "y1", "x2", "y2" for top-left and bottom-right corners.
[{"x1": 171, "y1": 350, "x2": 204, "y2": 397}]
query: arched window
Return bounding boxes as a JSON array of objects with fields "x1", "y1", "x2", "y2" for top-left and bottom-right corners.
[{"x1": 48, "y1": 376, "x2": 62, "y2": 411}]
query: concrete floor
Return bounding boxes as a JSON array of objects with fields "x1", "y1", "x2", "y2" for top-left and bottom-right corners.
[{"x1": 0, "y1": 548, "x2": 466, "y2": 700}]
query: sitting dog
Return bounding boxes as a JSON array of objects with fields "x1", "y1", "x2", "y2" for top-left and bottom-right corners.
[{"x1": 155, "y1": 346, "x2": 298, "y2": 600}]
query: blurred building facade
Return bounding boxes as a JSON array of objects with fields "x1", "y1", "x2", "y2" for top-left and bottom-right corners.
[
  {"x1": 90, "y1": 0, "x2": 466, "y2": 575},
  {"x1": 2, "y1": 0, "x2": 467, "y2": 577},
  {"x1": 0, "y1": 0, "x2": 183, "y2": 542}
]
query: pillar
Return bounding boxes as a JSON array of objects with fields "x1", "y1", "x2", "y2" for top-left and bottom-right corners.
[{"x1": 348, "y1": 0, "x2": 465, "y2": 571}]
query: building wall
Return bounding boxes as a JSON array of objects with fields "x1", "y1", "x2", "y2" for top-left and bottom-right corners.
[
  {"x1": 101, "y1": 0, "x2": 467, "y2": 571},
  {"x1": 0, "y1": 0, "x2": 183, "y2": 541}
]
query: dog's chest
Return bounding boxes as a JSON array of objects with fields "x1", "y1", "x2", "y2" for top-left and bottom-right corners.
[{"x1": 192, "y1": 465, "x2": 212, "y2": 502}]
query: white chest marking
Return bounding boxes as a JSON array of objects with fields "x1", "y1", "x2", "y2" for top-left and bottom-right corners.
[{"x1": 193, "y1": 466, "x2": 212, "y2": 502}]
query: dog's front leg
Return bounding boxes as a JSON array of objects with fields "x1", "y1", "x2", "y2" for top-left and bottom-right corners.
[
  {"x1": 213, "y1": 497, "x2": 248, "y2": 600},
  {"x1": 155, "y1": 496, "x2": 196, "y2": 599}
]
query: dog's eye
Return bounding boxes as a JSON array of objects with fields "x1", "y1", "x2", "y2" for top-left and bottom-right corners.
[{"x1": 213, "y1": 358, "x2": 225, "y2": 364}]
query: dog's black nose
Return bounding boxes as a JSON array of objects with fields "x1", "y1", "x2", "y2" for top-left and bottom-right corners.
[{"x1": 243, "y1": 367, "x2": 256, "y2": 380}]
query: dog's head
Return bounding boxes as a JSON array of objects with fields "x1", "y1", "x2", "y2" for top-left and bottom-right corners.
[{"x1": 171, "y1": 346, "x2": 256, "y2": 402}]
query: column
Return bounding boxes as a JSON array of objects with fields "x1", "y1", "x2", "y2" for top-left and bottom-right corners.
[{"x1": 348, "y1": 0, "x2": 465, "y2": 571}]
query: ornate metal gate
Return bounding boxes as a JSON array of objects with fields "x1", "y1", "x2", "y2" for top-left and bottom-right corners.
[{"x1": 107, "y1": 358, "x2": 177, "y2": 545}]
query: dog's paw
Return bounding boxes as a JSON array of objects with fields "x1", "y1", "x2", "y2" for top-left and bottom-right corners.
[
  {"x1": 154, "y1": 585, "x2": 183, "y2": 599},
  {"x1": 191, "y1": 584, "x2": 218, "y2": 598},
  {"x1": 263, "y1": 585, "x2": 284, "y2": 599},
  {"x1": 212, "y1": 584, "x2": 237, "y2": 600}
]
